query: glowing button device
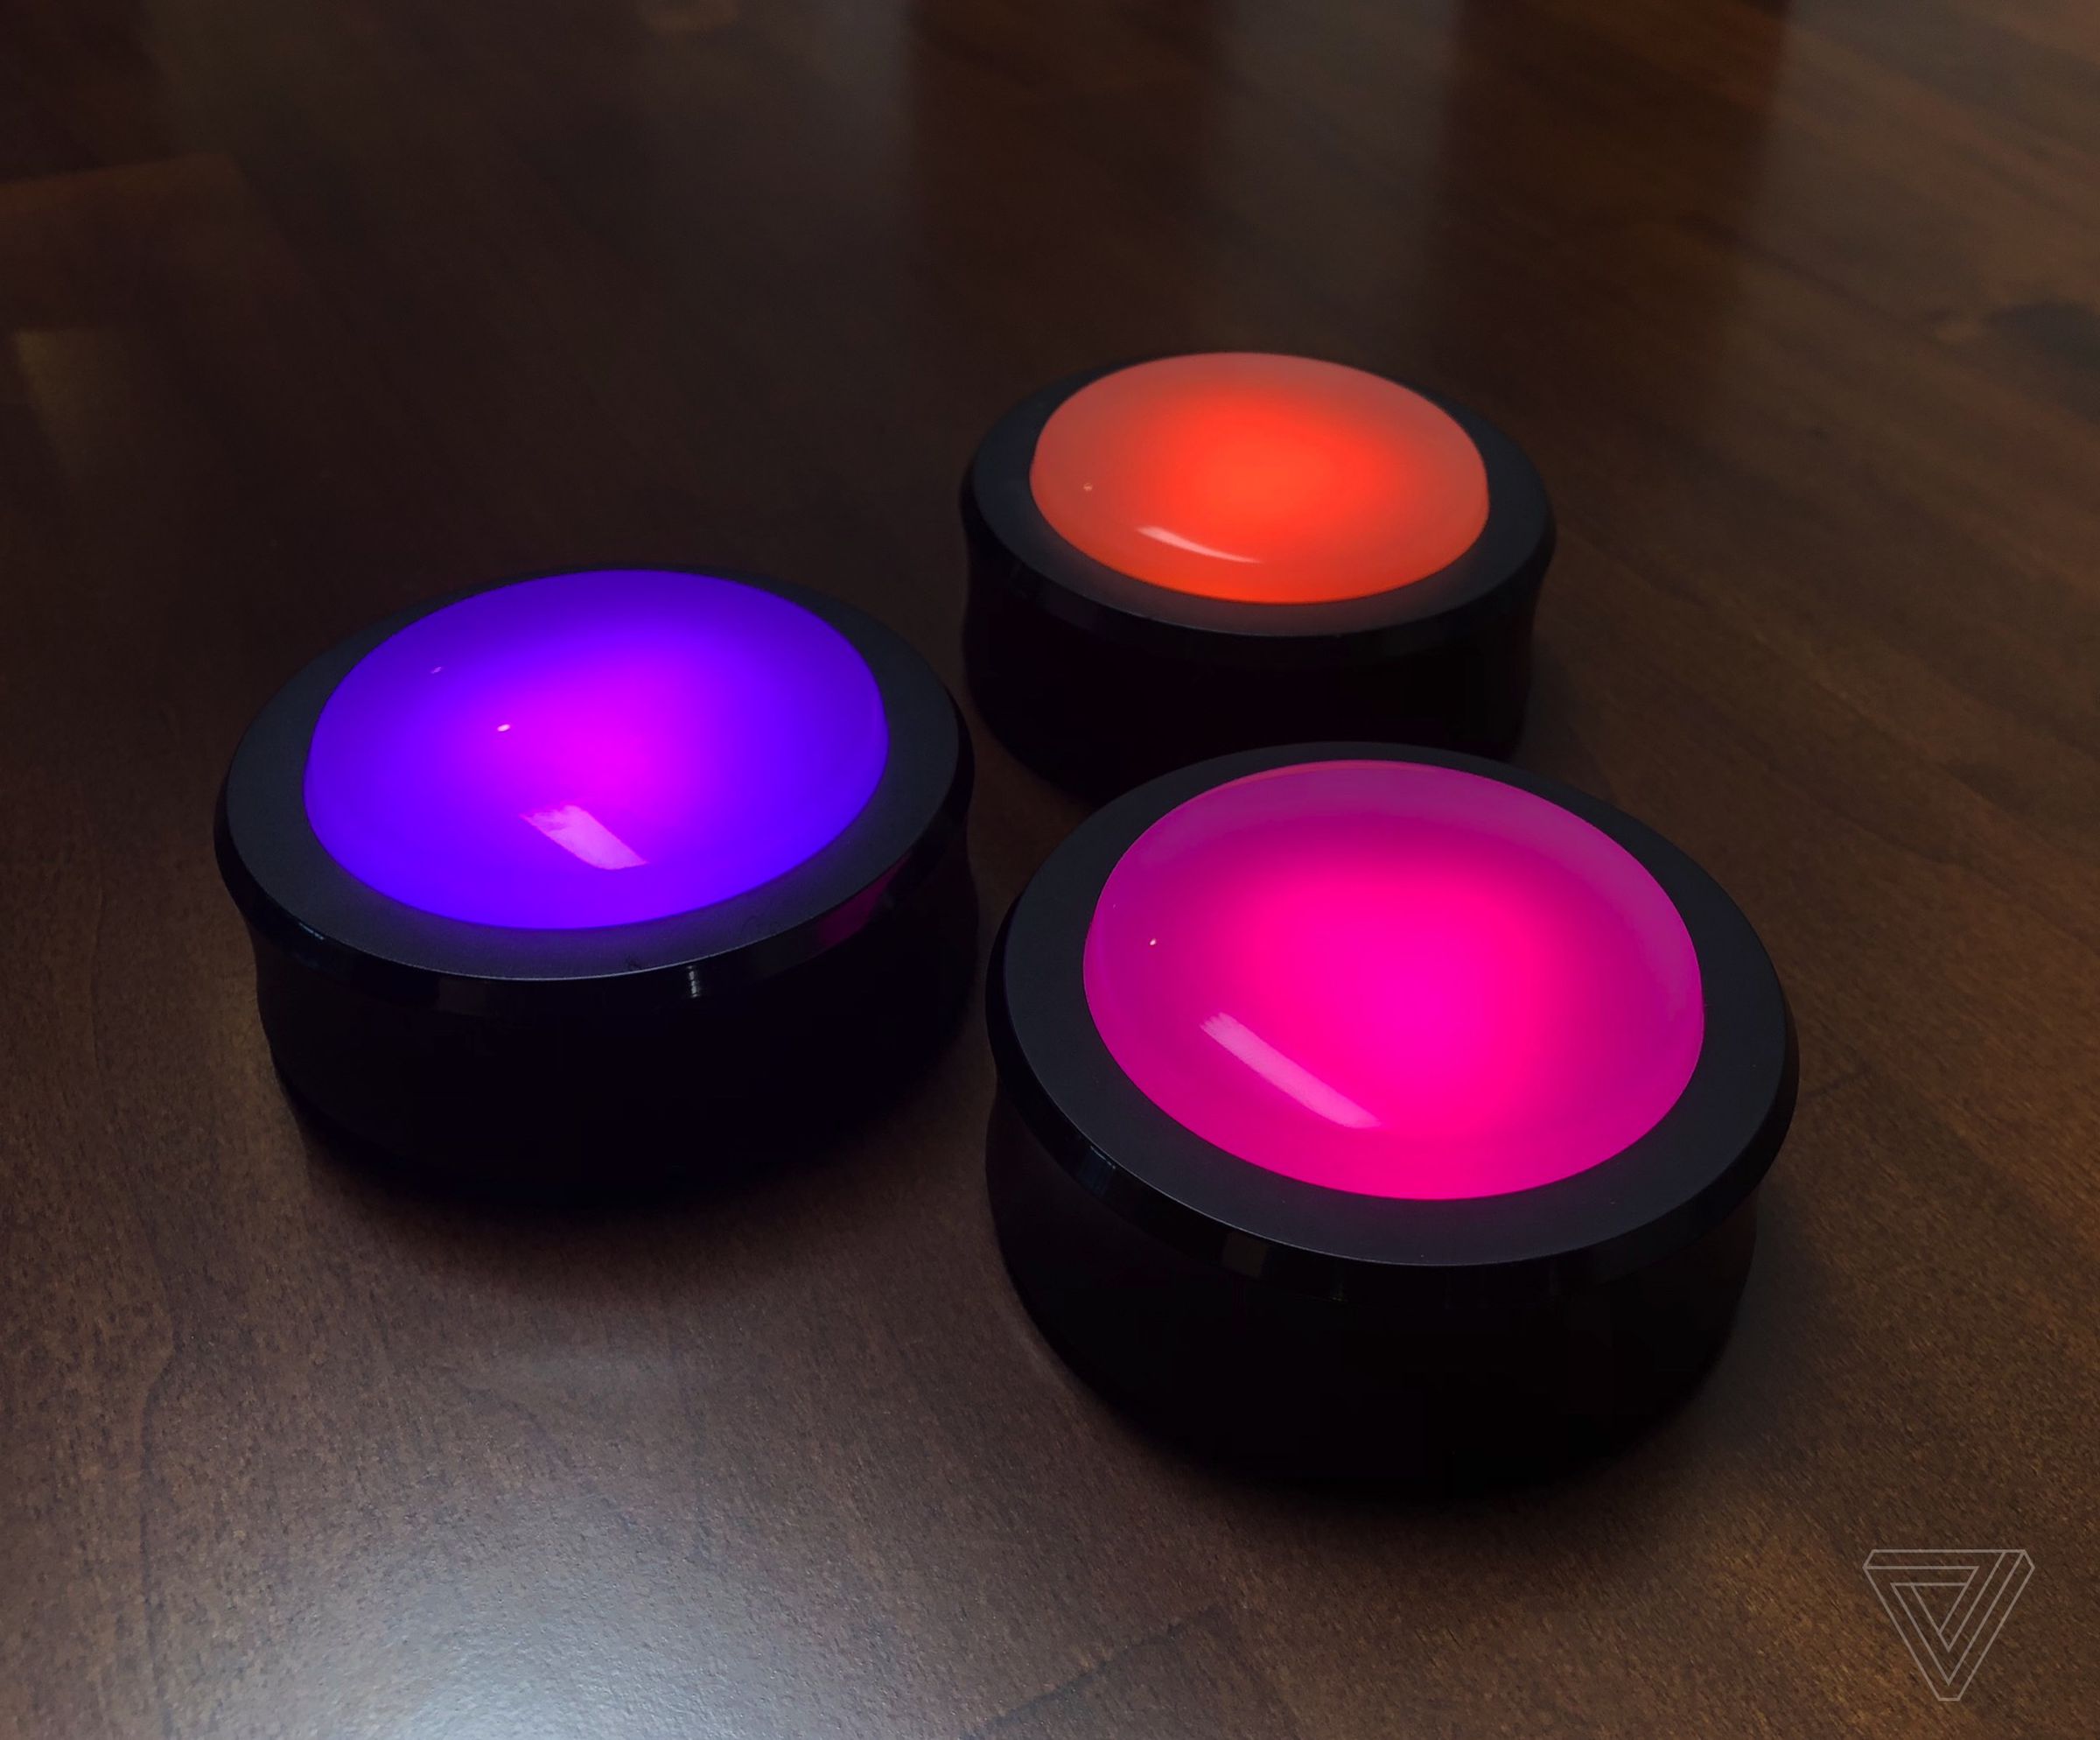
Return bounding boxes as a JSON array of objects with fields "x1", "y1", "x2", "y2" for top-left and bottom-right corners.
[
  {"x1": 218, "y1": 568, "x2": 974, "y2": 1187},
  {"x1": 962, "y1": 353, "x2": 1552, "y2": 796},
  {"x1": 986, "y1": 747, "x2": 1796, "y2": 1477}
]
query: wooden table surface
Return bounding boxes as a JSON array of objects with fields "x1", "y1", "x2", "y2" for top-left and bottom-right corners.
[{"x1": 4, "y1": 1, "x2": 2096, "y2": 1734}]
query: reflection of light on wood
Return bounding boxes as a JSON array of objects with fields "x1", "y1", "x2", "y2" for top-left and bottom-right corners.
[
  {"x1": 522, "y1": 804, "x2": 647, "y2": 870},
  {"x1": 1201, "y1": 1013, "x2": 1379, "y2": 1129}
]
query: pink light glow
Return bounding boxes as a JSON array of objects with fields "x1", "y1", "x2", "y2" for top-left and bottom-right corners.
[{"x1": 1082, "y1": 761, "x2": 1704, "y2": 1200}]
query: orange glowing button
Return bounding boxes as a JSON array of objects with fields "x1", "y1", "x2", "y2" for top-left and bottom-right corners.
[{"x1": 1027, "y1": 353, "x2": 1490, "y2": 606}]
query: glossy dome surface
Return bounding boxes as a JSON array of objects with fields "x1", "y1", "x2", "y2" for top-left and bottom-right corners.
[
  {"x1": 304, "y1": 569, "x2": 887, "y2": 929},
  {"x1": 1029, "y1": 353, "x2": 1489, "y2": 605},
  {"x1": 1082, "y1": 760, "x2": 1704, "y2": 1199}
]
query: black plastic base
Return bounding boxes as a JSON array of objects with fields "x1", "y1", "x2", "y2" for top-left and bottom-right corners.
[
  {"x1": 963, "y1": 538, "x2": 1536, "y2": 798},
  {"x1": 987, "y1": 1092, "x2": 1755, "y2": 1482},
  {"x1": 248, "y1": 840, "x2": 976, "y2": 1190}
]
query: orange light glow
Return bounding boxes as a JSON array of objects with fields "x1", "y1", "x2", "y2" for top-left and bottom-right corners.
[{"x1": 1029, "y1": 354, "x2": 1490, "y2": 605}]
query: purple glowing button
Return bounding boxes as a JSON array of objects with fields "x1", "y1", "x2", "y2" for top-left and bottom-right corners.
[
  {"x1": 1082, "y1": 761, "x2": 1704, "y2": 1200},
  {"x1": 303, "y1": 570, "x2": 888, "y2": 929}
]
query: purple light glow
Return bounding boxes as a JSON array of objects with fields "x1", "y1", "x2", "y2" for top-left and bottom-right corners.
[
  {"x1": 1082, "y1": 761, "x2": 1704, "y2": 1200},
  {"x1": 304, "y1": 570, "x2": 888, "y2": 929}
]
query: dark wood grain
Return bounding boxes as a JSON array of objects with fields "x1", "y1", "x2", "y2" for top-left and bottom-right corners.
[{"x1": 4, "y1": 1, "x2": 2096, "y2": 1735}]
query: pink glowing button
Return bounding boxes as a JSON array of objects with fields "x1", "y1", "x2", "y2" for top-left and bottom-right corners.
[{"x1": 1082, "y1": 761, "x2": 1704, "y2": 1200}]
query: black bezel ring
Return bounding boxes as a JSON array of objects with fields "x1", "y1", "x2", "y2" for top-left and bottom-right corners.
[
  {"x1": 969, "y1": 363, "x2": 1553, "y2": 661},
  {"x1": 993, "y1": 742, "x2": 1794, "y2": 1305},
  {"x1": 220, "y1": 567, "x2": 970, "y2": 1021}
]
